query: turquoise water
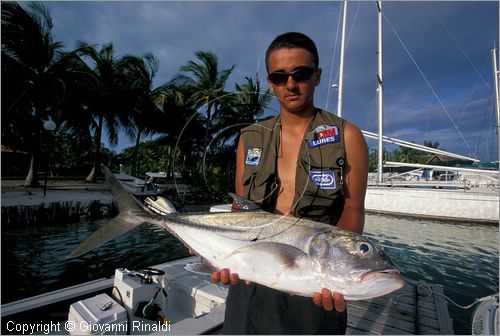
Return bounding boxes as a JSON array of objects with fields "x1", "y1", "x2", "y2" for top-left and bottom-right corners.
[{"x1": 2, "y1": 214, "x2": 498, "y2": 334}]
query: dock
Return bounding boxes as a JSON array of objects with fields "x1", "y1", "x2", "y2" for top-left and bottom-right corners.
[{"x1": 347, "y1": 279, "x2": 454, "y2": 335}]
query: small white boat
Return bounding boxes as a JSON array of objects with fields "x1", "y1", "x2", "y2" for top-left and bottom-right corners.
[
  {"x1": 1, "y1": 257, "x2": 228, "y2": 335},
  {"x1": 114, "y1": 172, "x2": 168, "y2": 196},
  {"x1": 114, "y1": 173, "x2": 154, "y2": 196},
  {"x1": 114, "y1": 172, "x2": 194, "y2": 203},
  {"x1": 472, "y1": 293, "x2": 499, "y2": 335}
]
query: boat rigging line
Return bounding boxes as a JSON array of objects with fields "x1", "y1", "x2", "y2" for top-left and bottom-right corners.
[
  {"x1": 381, "y1": 10, "x2": 474, "y2": 157},
  {"x1": 384, "y1": 161, "x2": 498, "y2": 176},
  {"x1": 363, "y1": 130, "x2": 480, "y2": 163},
  {"x1": 429, "y1": 3, "x2": 492, "y2": 91},
  {"x1": 393, "y1": 281, "x2": 498, "y2": 311}
]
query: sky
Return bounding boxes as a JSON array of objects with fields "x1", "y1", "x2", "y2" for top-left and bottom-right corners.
[{"x1": 44, "y1": 1, "x2": 499, "y2": 163}]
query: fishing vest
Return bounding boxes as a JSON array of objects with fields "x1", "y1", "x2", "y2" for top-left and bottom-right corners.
[{"x1": 240, "y1": 108, "x2": 346, "y2": 225}]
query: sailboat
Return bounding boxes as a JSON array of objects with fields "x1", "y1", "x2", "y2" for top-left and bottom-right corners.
[{"x1": 336, "y1": 1, "x2": 499, "y2": 224}]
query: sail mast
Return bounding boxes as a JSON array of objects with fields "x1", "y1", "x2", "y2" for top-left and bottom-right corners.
[
  {"x1": 492, "y1": 46, "x2": 500, "y2": 194},
  {"x1": 377, "y1": 1, "x2": 384, "y2": 183},
  {"x1": 337, "y1": 1, "x2": 348, "y2": 117}
]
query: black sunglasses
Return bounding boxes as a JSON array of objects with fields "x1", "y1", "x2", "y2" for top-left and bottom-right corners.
[{"x1": 268, "y1": 67, "x2": 317, "y2": 85}]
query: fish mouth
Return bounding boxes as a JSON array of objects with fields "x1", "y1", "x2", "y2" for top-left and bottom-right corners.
[{"x1": 359, "y1": 268, "x2": 402, "y2": 282}]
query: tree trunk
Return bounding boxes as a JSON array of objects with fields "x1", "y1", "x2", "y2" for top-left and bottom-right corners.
[
  {"x1": 132, "y1": 128, "x2": 142, "y2": 177},
  {"x1": 85, "y1": 113, "x2": 103, "y2": 183},
  {"x1": 24, "y1": 127, "x2": 41, "y2": 187},
  {"x1": 24, "y1": 152, "x2": 39, "y2": 187},
  {"x1": 166, "y1": 146, "x2": 172, "y2": 179},
  {"x1": 203, "y1": 103, "x2": 213, "y2": 156}
]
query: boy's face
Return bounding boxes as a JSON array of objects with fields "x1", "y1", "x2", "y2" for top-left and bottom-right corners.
[{"x1": 266, "y1": 47, "x2": 321, "y2": 114}]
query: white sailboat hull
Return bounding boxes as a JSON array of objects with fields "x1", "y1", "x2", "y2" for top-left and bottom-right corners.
[{"x1": 365, "y1": 187, "x2": 499, "y2": 223}]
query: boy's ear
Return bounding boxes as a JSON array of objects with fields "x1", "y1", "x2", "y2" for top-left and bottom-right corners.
[{"x1": 315, "y1": 68, "x2": 322, "y2": 86}]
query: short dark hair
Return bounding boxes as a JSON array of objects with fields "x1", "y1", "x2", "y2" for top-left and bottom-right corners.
[{"x1": 265, "y1": 32, "x2": 319, "y2": 72}]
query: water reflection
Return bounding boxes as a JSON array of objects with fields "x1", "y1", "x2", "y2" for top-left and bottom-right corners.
[
  {"x1": 364, "y1": 214, "x2": 499, "y2": 334},
  {"x1": 1, "y1": 220, "x2": 188, "y2": 303}
]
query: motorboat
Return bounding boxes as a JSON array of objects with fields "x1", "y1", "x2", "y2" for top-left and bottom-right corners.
[{"x1": 1, "y1": 256, "x2": 228, "y2": 335}]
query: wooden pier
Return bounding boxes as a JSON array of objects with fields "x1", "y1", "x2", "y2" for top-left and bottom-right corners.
[{"x1": 347, "y1": 279, "x2": 454, "y2": 334}]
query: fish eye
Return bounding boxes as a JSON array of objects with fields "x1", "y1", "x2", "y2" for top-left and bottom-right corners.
[{"x1": 355, "y1": 242, "x2": 373, "y2": 256}]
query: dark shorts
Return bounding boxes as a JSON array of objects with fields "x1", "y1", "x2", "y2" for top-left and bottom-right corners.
[{"x1": 222, "y1": 282, "x2": 347, "y2": 335}]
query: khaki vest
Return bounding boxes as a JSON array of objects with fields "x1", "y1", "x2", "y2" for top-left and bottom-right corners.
[{"x1": 240, "y1": 108, "x2": 346, "y2": 225}]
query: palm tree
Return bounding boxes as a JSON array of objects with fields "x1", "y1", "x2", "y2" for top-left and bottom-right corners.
[
  {"x1": 211, "y1": 76, "x2": 271, "y2": 148},
  {"x1": 119, "y1": 53, "x2": 166, "y2": 177},
  {"x1": 76, "y1": 42, "x2": 139, "y2": 182},
  {"x1": 172, "y1": 51, "x2": 235, "y2": 152},
  {"x1": 203, "y1": 76, "x2": 271, "y2": 190},
  {"x1": 233, "y1": 76, "x2": 271, "y2": 123},
  {"x1": 153, "y1": 82, "x2": 205, "y2": 178},
  {"x1": 1, "y1": 2, "x2": 85, "y2": 186},
  {"x1": 424, "y1": 140, "x2": 440, "y2": 149}
]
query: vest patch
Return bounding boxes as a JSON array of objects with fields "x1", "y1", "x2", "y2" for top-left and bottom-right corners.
[
  {"x1": 245, "y1": 146, "x2": 263, "y2": 166},
  {"x1": 309, "y1": 170, "x2": 336, "y2": 189},
  {"x1": 308, "y1": 125, "x2": 340, "y2": 148}
]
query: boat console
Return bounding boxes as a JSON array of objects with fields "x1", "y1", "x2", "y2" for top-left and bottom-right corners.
[{"x1": 64, "y1": 259, "x2": 228, "y2": 334}]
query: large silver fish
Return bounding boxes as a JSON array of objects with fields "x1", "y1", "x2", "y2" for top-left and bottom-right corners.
[{"x1": 70, "y1": 167, "x2": 405, "y2": 300}]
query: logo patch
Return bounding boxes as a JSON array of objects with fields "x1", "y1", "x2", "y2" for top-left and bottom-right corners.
[
  {"x1": 309, "y1": 170, "x2": 336, "y2": 189},
  {"x1": 308, "y1": 125, "x2": 340, "y2": 148},
  {"x1": 245, "y1": 146, "x2": 262, "y2": 166}
]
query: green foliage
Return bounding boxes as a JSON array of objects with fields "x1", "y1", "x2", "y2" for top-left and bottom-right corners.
[
  {"x1": 1, "y1": 1, "x2": 87, "y2": 185},
  {"x1": 1, "y1": 3, "x2": 269, "y2": 198},
  {"x1": 118, "y1": 142, "x2": 171, "y2": 177},
  {"x1": 368, "y1": 143, "x2": 435, "y2": 173}
]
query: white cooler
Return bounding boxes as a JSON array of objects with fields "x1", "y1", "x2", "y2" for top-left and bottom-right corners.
[{"x1": 68, "y1": 293, "x2": 127, "y2": 335}]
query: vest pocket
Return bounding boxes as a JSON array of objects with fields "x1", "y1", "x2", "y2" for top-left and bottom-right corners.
[
  {"x1": 299, "y1": 155, "x2": 343, "y2": 197},
  {"x1": 306, "y1": 169, "x2": 342, "y2": 196},
  {"x1": 295, "y1": 163, "x2": 344, "y2": 224}
]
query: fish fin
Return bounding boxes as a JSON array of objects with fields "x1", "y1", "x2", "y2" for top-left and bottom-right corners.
[
  {"x1": 68, "y1": 165, "x2": 153, "y2": 258},
  {"x1": 228, "y1": 193, "x2": 261, "y2": 210},
  {"x1": 144, "y1": 195, "x2": 177, "y2": 215},
  {"x1": 103, "y1": 165, "x2": 145, "y2": 213},
  {"x1": 184, "y1": 261, "x2": 219, "y2": 275},
  {"x1": 69, "y1": 214, "x2": 146, "y2": 258},
  {"x1": 227, "y1": 242, "x2": 307, "y2": 269}
]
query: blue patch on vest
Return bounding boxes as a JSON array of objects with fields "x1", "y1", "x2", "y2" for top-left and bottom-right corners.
[
  {"x1": 308, "y1": 125, "x2": 340, "y2": 148},
  {"x1": 309, "y1": 170, "x2": 336, "y2": 189},
  {"x1": 245, "y1": 146, "x2": 262, "y2": 166}
]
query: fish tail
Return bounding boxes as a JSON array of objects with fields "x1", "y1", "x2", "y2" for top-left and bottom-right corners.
[
  {"x1": 103, "y1": 165, "x2": 146, "y2": 214},
  {"x1": 68, "y1": 165, "x2": 151, "y2": 258}
]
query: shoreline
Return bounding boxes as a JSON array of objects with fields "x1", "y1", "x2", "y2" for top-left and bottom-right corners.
[
  {"x1": 1, "y1": 180, "x2": 111, "y2": 207},
  {"x1": 1, "y1": 181, "x2": 114, "y2": 228}
]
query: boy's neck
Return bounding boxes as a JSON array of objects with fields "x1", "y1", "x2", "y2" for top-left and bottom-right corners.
[{"x1": 279, "y1": 106, "x2": 315, "y2": 128}]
